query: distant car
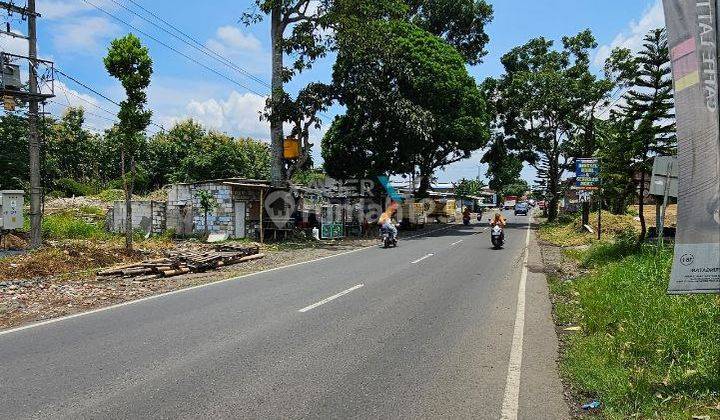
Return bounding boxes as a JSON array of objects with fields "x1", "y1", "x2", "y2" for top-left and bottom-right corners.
[
  {"x1": 528, "y1": 199, "x2": 536, "y2": 207},
  {"x1": 514, "y1": 202, "x2": 529, "y2": 216}
]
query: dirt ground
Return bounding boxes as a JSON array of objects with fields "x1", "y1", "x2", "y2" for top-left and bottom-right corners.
[
  {"x1": 0, "y1": 224, "x2": 449, "y2": 331},
  {"x1": 632, "y1": 203, "x2": 677, "y2": 227}
]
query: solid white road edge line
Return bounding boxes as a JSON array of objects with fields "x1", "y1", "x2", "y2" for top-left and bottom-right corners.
[
  {"x1": 298, "y1": 284, "x2": 364, "y2": 313},
  {"x1": 410, "y1": 253, "x2": 434, "y2": 264},
  {"x1": 449, "y1": 239, "x2": 463, "y2": 246},
  {"x1": 500, "y1": 216, "x2": 532, "y2": 420},
  {"x1": 0, "y1": 224, "x2": 458, "y2": 337}
]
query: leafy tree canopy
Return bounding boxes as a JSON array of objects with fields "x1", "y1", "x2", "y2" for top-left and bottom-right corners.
[{"x1": 322, "y1": 20, "x2": 490, "y2": 196}]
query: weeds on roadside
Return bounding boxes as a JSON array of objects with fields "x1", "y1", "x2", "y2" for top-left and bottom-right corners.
[{"x1": 554, "y1": 241, "x2": 720, "y2": 418}]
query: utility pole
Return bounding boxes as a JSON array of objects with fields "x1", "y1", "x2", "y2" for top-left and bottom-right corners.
[
  {"x1": 27, "y1": 0, "x2": 42, "y2": 248},
  {"x1": 0, "y1": 0, "x2": 50, "y2": 248},
  {"x1": 269, "y1": 3, "x2": 285, "y2": 186}
]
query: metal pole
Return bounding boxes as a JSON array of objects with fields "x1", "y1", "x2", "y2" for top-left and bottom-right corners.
[
  {"x1": 27, "y1": 0, "x2": 42, "y2": 248},
  {"x1": 659, "y1": 162, "x2": 673, "y2": 246},
  {"x1": 597, "y1": 189, "x2": 602, "y2": 240}
]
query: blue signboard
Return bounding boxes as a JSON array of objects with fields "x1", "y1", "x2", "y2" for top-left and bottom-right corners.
[{"x1": 575, "y1": 158, "x2": 600, "y2": 190}]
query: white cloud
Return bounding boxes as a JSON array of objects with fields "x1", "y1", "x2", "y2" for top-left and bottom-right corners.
[
  {"x1": 594, "y1": 0, "x2": 666, "y2": 67},
  {"x1": 52, "y1": 16, "x2": 120, "y2": 53},
  {"x1": 38, "y1": 0, "x2": 94, "y2": 20},
  {"x1": 0, "y1": 32, "x2": 29, "y2": 56},
  {"x1": 46, "y1": 80, "x2": 118, "y2": 131},
  {"x1": 183, "y1": 91, "x2": 268, "y2": 139},
  {"x1": 204, "y1": 26, "x2": 269, "y2": 76},
  {"x1": 209, "y1": 26, "x2": 262, "y2": 52}
]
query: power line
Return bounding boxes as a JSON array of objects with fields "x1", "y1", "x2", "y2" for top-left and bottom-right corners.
[
  {"x1": 81, "y1": 0, "x2": 268, "y2": 98},
  {"x1": 54, "y1": 67, "x2": 121, "y2": 107},
  {"x1": 82, "y1": 0, "x2": 333, "y2": 124},
  {"x1": 52, "y1": 65, "x2": 166, "y2": 132},
  {"x1": 57, "y1": 73, "x2": 119, "y2": 117},
  {"x1": 111, "y1": 0, "x2": 271, "y2": 90}
]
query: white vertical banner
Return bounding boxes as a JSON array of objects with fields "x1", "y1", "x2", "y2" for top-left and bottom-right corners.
[{"x1": 663, "y1": 0, "x2": 720, "y2": 293}]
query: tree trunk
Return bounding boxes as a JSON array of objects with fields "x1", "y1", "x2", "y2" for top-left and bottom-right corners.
[
  {"x1": 638, "y1": 170, "x2": 646, "y2": 243},
  {"x1": 547, "y1": 163, "x2": 560, "y2": 222},
  {"x1": 269, "y1": 4, "x2": 285, "y2": 185},
  {"x1": 416, "y1": 167, "x2": 432, "y2": 199},
  {"x1": 121, "y1": 149, "x2": 133, "y2": 251},
  {"x1": 581, "y1": 201, "x2": 590, "y2": 226},
  {"x1": 204, "y1": 210, "x2": 209, "y2": 238}
]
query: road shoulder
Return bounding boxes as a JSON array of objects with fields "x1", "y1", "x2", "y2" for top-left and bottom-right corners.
[{"x1": 517, "y1": 223, "x2": 570, "y2": 419}]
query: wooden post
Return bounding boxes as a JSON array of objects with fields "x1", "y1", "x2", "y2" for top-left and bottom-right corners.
[
  {"x1": 259, "y1": 188, "x2": 264, "y2": 244},
  {"x1": 597, "y1": 189, "x2": 602, "y2": 241}
]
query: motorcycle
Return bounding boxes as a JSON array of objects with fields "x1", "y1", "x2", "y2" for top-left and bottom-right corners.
[
  {"x1": 490, "y1": 223, "x2": 505, "y2": 249},
  {"x1": 380, "y1": 226, "x2": 398, "y2": 248},
  {"x1": 462, "y1": 215, "x2": 471, "y2": 226}
]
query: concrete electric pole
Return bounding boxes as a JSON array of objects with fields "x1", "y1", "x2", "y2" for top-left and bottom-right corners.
[
  {"x1": 27, "y1": 0, "x2": 42, "y2": 248},
  {"x1": 0, "y1": 0, "x2": 49, "y2": 248}
]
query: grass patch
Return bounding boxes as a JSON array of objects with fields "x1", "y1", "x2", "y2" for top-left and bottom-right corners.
[
  {"x1": 93, "y1": 189, "x2": 126, "y2": 202},
  {"x1": 554, "y1": 243, "x2": 720, "y2": 418},
  {"x1": 538, "y1": 211, "x2": 638, "y2": 247},
  {"x1": 41, "y1": 212, "x2": 108, "y2": 240}
]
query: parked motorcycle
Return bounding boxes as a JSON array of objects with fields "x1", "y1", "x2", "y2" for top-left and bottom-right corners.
[
  {"x1": 490, "y1": 223, "x2": 505, "y2": 249},
  {"x1": 380, "y1": 227, "x2": 398, "y2": 248}
]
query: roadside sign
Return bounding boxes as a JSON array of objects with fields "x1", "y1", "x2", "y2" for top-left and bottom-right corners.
[
  {"x1": 578, "y1": 190, "x2": 593, "y2": 203},
  {"x1": 575, "y1": 158, "x2": 600, "y2": 190}
]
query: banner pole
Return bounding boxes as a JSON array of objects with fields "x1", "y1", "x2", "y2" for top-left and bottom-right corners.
[{"x1": 597, "y1": 188, "x2": 602, "y2": 241}]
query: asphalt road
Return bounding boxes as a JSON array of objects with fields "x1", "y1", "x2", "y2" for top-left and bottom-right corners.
[{"x1": 0, "y1": 211, "x2": 568, "y2": 419}]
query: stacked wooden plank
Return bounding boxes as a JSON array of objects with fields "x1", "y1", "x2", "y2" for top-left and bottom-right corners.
[{"x1": 97, "y1": 243, "x2": 263, "y2": 281}]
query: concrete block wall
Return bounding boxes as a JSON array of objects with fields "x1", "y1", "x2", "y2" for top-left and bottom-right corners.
[
  {"x1": 190, "y1": 183, "x2": 235, "y2": 236},
  {"x1": 110, "y1": 201, "x2": 166, "y2": 235}
]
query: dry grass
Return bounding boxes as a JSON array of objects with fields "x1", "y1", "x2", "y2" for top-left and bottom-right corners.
[
  {"x1": 539, "y1": 212, "x2": 638, "y2": 247},
  {"x1": 0, "y1": 239, "x2": 172, "y2": 282}
]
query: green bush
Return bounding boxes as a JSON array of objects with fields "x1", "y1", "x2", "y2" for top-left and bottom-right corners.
[
  {"x1": 579, "y1": 228, "x2": 639, "y2": 268},
  {"x1": 95, "y1": 189, "x2": 126, "y2": 202},
  {"x1": 557, "y1": 245, "x2": 720, "y2": 418},
  {"x1": 42, "y1": 212, "x2": 108, "y2": 240},
  {"x1": 53, "y1": 178, "x2": 100, "y2": 197}
]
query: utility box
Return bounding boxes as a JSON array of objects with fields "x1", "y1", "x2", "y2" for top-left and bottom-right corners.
[{"x1": 0, "y1": 190, "x2": 24, "y2": 230}]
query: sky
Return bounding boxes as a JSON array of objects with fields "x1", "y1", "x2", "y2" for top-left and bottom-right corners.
[{"x1": 0, "y1": 0, "x2": 666, "y2": 184}]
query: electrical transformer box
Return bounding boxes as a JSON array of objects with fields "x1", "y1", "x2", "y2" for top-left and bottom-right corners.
[{"x1": 0, "y1": 190, "x2": 24, "y2": 230}]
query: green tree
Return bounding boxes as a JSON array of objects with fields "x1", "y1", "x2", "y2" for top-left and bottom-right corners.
[
  {"x1": 0, "y1": 114, "x2": 29, "y2": 190},
  {"x1": 503, "y1": 178, "x2": 530, "y2": 198},
  {"x1": 243, "y1": 0, "x2": 493, "y2": 184},
  {"x1": 454, "y1": 178, "x2": 486, "y2": 200},
  {"x1": 322, "y1": 20, "x2": 490, "y2": 197},
  {"x1": 481, "y1": 134, "x2": 524, "y2": 198},
  {"x1": 242, "y1": 0, "x2": 336, "y2": 184},
  {"x1": 488, "y1": 30, "x2": 603, "y2": 221},
  {"x1": 145, "y1": 119, "x2": 206, "y2": 188},
  {"x1": 196, "y1": 189, "x2": 218, "y2": 238},
  {"x1": 407, "y1": 0, "x2": 493, "y2": 65},
  {"x1": 45, "y1": 107, "x2": 104, "y2": 185},
  {"x1": 603, "y1": 29, "x2": 675, "y2": 242},
  {"x1": 104, "y1": 34, "x2": 154, "y2": 251}
]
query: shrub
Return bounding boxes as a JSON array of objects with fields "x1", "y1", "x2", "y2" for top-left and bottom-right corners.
[
  {"x1": 53, "y1": 178, "x2": 100, "y2": 197},
  {"x1": 42, "y1": 212, "x2": 107, "y2": 240},
  {"x1": 95, "y1": 189, "x2": 126, "y2": 202}
]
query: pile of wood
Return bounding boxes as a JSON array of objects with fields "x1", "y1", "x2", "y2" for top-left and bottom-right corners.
[{"x1": 97, "y1": 243, "x2": 264, "y2": 281}]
